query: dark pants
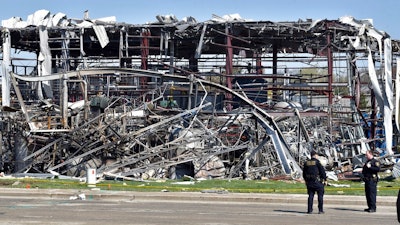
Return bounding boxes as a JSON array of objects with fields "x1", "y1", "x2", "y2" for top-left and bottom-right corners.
[
  {"x1": 365, "y1": 180, "x2": 377, "y2": 210},
  {"x1": 306, "y1": 181, "x2": 324, "y2": 213},
  {"x1": 397, "y1": 189, "x2": 400, "y2": 222}
]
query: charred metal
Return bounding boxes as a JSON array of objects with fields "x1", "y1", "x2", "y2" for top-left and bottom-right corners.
[{"x1": 0, "y1": 10, "x2": 399, "y2": 182}]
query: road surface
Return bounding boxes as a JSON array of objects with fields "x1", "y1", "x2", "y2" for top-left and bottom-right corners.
[{"x1": 0, "y1": 195, "x2": 397, "y2": 225}]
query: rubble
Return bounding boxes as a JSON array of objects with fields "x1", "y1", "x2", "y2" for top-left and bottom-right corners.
[{"x1": 0, "y1": 10, "x2": 399, "y2": 182}]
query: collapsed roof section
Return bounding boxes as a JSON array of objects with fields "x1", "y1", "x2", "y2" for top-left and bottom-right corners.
[
  {"x1": 0, "y1": 10, "x2": 399, "y2": 180},
  {"x1": 2, "y1": 10, "x2": 396, "y2": 59}
]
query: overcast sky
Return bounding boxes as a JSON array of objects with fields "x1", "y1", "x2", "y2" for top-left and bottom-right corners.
[{"x1": 1, "y1": 0, "x2": 399, "y2": 39}]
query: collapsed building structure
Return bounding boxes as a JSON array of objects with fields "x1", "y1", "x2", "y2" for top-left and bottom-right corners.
[{"x1": 0, "y1": 10, "x2": 399, "y2": 181}]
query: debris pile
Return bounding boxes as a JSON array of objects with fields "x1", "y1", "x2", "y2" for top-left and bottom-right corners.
[{"x1": 0, "y1": 10, "x2": 399, "y2": 181}]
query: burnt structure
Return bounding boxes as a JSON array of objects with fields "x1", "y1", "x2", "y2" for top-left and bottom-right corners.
[{"x1": 0, "y1": 10, "x2": 399, "y2": 180}]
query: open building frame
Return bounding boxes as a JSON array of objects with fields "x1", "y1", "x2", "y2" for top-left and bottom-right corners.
[{"x1": 0, "y1": 10, "x2": 399, "y2": 180}]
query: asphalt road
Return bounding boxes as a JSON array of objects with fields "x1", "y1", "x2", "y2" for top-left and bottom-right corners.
[{"x1": 0, "y1": 195, "x2": 397, "y2": 225}]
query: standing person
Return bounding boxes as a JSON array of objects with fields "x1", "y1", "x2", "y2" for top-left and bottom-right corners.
[
  {"x1": 303, "y1": 150, "x2": 327, "y2": 214},
  {"x1": 397, "y1": 189, "x2": 400, "y2": 222},
  {"x1": 362, "y1": 150, "x2": 380, "y2": 213}
]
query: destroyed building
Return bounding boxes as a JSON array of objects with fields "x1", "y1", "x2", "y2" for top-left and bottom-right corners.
[{"x1": 0, "y1": 10, "x2": 399, "y2": 181}]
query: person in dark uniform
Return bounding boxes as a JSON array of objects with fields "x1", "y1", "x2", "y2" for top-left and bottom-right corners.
[
  {"x1": 397, "y1": 189, "x2": 400, "y2": 222},
  {"x1": 303, "y1": 150, "x2": 327, "y2": 214},
  {"x1": 361, "y1": 150, "x2": 380, "y2": 213}
]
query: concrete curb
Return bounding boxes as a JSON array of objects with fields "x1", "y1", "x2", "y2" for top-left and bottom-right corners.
[{"x1": 0, "y1": 188, "x2": 396, "y2": 207}]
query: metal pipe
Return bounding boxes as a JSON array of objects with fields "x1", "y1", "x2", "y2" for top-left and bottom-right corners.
[
  {"x1": 326, "y1": 24, "x2": 333, "y2": 138},
  {"x1": 195, "y1": 23, "x2": 208, "y2": 59}
]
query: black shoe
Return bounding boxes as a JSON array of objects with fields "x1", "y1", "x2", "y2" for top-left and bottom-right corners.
[
  {"x1": 367, "y1": 209, "x2": 376, "y2": 213},
  {"x1": 318, "y1": 211, "x2": 325, "y2": 214},
  {"x1": 364, "y1": 208, "x2": 370, "y2": 212},
  {"x1": 307, "y1": 211, "x2": 313, "y2": 214}
]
